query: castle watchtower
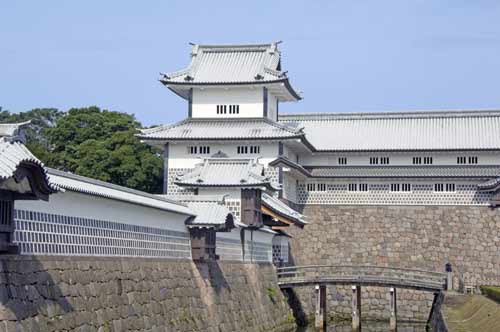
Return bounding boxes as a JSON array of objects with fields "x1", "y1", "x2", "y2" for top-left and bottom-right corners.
[{"x1": 159, "y1": 43, "x2": 301, "y2": 121}]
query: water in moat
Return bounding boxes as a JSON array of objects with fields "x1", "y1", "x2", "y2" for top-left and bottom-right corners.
[{"x1": 296, "y1": 322, "x2": 426, "y2": 332}]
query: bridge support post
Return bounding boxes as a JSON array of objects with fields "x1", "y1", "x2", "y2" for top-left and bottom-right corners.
[
  {"x1": 352, "y1": 285, "x2": 361, "y2": 331},
  {"x1": 314, "y1": 284, "x2": 327, "y2": 330},
  {"x1": 389, "y1": 287, "x2": 397, "y2": 331}
]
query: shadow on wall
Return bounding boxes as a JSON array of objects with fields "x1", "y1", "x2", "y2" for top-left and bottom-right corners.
[
  {"x1": 283, "y1": 288, "x2": 308, "y2": 326},
  {"x1": 193, "y1": 261, "x2": 231, "y2": 295},
  {"x1": 0, "y1": 255, "x2": 73, "y2": 323}
]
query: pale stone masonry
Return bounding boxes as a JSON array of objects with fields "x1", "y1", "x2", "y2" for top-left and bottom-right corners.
[
  {"x1": 0, "y1": 256, "x2": 295, "y2": 332},
  {"x1": 287, "y1": 204, "x2": 500, "y2": 320}
]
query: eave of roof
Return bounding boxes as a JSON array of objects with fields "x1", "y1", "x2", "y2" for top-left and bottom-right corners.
[
  {"x1": 137, "y1": 117, "x2": 304, "y2": 142},
  {"x1": 159, "y1": 42, "x2": 301, "y2": 101},
  {"x1": 271, "y1": 157, "x2": 500, "y2": 179},
  {"x1": 174, "y1": 158, "x2": 280, "y2": 191},
  {"x1": 261, "y1": 193, "x2": 307, "y2": 227},
  {"x1": 477, "y1": 178, "x2": 500, "y2": 191},
  {"x1": 0, "y1": 138, "x2": 60, "y2": 195},
  {"x1": 0, "y1": 120, "x2": 31, "y2": 139},
  {"x1": 47, "y1": 168, "x2": 194, "y2": 216}
]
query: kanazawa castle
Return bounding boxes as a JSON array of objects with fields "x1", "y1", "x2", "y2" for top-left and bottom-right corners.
[{"x1": 138, "y1": 42, "x2": 500, "y2": 215}]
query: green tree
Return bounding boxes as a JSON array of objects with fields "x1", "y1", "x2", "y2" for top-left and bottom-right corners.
[
  {"x1": 0, "y1": 107, "x2": 63, "y2": 163},
  {"x1": 45, "y1": 106, "x2": 163, "y2": 193},
  {"x1": 1, "y1": 106, "x2": 163, "y2": 193}
]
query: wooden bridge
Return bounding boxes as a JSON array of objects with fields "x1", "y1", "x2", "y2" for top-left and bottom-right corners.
[{"x1": 276, "y1": 265, "x2": 448, "y2": 331}]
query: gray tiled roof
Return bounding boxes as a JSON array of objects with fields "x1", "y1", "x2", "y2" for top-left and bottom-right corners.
[
  {"x1": 262, "y1": 193, "x2": 307, "y2": 226},
  {"x1": 166, "y1": 195, "x2": 236, "y2": 229},
  {"x1": 48, "y1": 169, "x2": 193, "y2": 216},
  {"x1": 175, "y1": 158, "x2": 279, "y2": 191},
  {"x1": 477, "y1": 178, "x2": 500, "y2": 191},
  {"x1": 0, "y1": 137, "x2": 59, "y2": 192},
  {"x1": 160, "y1": 43, "x2": 301, "y2": 101},
  {"x1": 0, "y1": 121, "x2": 30, "y2": 138},
  {"x1": 270, "y1": 157, "x2": 500, "y2": 179},
  {"x1": 279, "y1": 110, "x2": 500, "y2": 151},
  {"x1": 138, "y1": 118, "x2": 303, "y2": 142},
  {"x1": 309, "y1": 166, "x2": 500, "y2": 178},
  {"x1": 163, "y1": 44, "x2": 283, "y2": 84}
]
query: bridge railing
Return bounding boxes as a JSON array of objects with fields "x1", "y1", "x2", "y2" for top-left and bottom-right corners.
[{"x1": 276, "y1": 265, "x2": 446, "y2": 290}]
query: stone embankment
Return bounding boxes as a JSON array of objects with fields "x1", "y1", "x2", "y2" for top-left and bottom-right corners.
[
  {"x1": 0, "y1": 255, "x2": 295, "y2": 332},
  {"x1": 287, "y1": 205, "x2": 500, "y2": 321}
]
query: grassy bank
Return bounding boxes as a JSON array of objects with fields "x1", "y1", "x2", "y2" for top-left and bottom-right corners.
[
  {"x1": 480, "y1": 286, "x2": 500, "y2": 304},
  {"x1": 443, "y1": 294, "x2": 500, "y2": 332}
]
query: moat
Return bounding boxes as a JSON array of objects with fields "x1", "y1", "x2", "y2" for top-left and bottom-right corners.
[{"x1": 296, "y1": 322, "x2": 426, "y2": 331}]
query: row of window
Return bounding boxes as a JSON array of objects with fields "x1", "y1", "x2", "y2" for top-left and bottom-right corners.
[
  {"x1": 188, "y1": 145, "x2": 261, "y2": 155},
  {"x1": 237, "y1": 145, "x2": 261, "y2": 154},
  {"x1": 306, "y1": 183, "x2": 456, "y2": 193},
  {"x1": 216, "y1": 104, "x2": 240, "y2": 115},
  {"x1": 188, "y1": 146, "x2": 211, "y2": 154},
  {"x1": 336, "y1": 156, "x2": 478, "y2": 165},
  {"x1": 457, "y1": 156, "x2": 478, "y2": 164}
]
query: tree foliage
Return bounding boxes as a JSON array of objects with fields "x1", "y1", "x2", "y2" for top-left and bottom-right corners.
[{"x1": 0, "y1": 106, "x2": 163, "y2": 193}]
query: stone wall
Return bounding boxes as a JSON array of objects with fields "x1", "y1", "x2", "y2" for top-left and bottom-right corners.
[
  {"x1": 287, "y1": 205, "x2": 500, "y2": 321},
  {"x1": 0, "y1": 256, "x2": 295, "y2": 332}
]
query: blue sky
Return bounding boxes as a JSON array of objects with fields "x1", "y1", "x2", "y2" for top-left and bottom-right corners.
[{"x1": 1, "y1": 1, "x2": 500, "y2": 125}]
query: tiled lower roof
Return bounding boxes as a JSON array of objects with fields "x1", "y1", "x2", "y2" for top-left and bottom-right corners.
[
  {"x1": 477, "y1": 178, "x2": 500, "y2": 191},
  {"x1": 270, "y1": 157, "x2": 500, "y2": 179},
  {"x1": 175, "y1": 158, "x2": 279, "y2": 191},
  {"x1": 0, "y1": 138, "x2": 59, "y2": 192},
  {"x1": 262, "y1": 193, "x2": 307, "y2": 226},
  {"x1": 164, "y1": 195, "x2": 237, "y2": 229},
  {"x1": 48, "y1": 169, "x2": 193, "y2": 216},
  {"x1": 137, "y1": 118, "x2": 303, "y2": 141},
  {"x1": 308, "y1": 166, "x2": 500, "y2": 178},
  {"x1": 0, "y1": 121, "x2": 31, "y2": 138}
]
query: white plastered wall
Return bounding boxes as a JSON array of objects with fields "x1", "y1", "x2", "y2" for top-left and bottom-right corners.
[
  {"x1": 168, "y1": 141, "x2": 280, "y2": 169},
  {"x1": 192, "y1": 87, "x2": 264, "y2": 118},
  {"x1": 15, "y1": 190, "x2": 190, "y2": 232}
]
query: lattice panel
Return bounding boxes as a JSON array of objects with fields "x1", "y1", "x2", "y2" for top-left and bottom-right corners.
[
  {"x1": 225, "y1": 199, "x2": 241, "y2": 220},
  {"x1": 13, "y1": 210, "x2": 192, "y2": 258},
  {"x1": 272, "y1": 236, "x2": 289, "y2": 264},
  {"x1": 297, "y1": 181, "x2": 491, "y2": 205},
  {"x1": 167, "y1": 168, "x2": 196, "y2": 195}
]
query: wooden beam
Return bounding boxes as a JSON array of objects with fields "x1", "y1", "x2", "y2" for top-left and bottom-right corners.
[
  {"x1": 389, "y1": 287, "x2": 397, "y2": 331},
  {"x1": 261, "y1": 205, "x2": 294, "y2": 226},
  {"x1": 352, "y1": 285, "x2": 361, "y2": 331}
]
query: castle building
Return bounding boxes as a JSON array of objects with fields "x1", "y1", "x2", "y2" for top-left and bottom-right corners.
[
  {"x1": 138, "y1": 42, "x2": 500, "y2": 281},
  {"x1": 138, "y1": 42, "x2": 500, "y2": 212}
]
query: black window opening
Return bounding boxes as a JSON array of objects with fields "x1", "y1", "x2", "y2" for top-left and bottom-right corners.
[
  {"x1": 435, "y1": 183, "x2": 455, "y2": 192},
  {"x1": 348, "y1": 183, "x2": 358, "y2": 191},
  {"x1": 359, "y1": 183, "x2": 369, "y2": 191},
  {"x1": 188, "y1": 146, "x2": 211, "y2": 154},
  {"x1": 237, "y1": 145, "x2": 260, "y2": 154},
  {"x1": 317, "y1": 183, "x2": 327, "y2": 192},
  {"x1": 369, "y1": 157, "x2": 379, "y2": 165},
  {"x1": 306, "y1": 183, "x2": 316, "y2": 191},
  {"x1": 217, "y1": 104, "x2": 240, "y2": 115},
  {"x1": 338, "y1": 157, "x2": 347, "y2": 165}
]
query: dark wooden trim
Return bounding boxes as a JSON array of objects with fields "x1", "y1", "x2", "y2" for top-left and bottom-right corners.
[
  {"x1": 276, "y1": 99, "x2": 279, "y2": 121},
  {"x1": 241, "y1": 189, "x2": 263, "y2": 228},
  {"x1": 188, "y1": 88, "x2": 193, "y2": 118},
  {"x1": 278, "y1": 142, "x2": 284, "y2": 198},
  {"x1": 263, "y1": 87, "x2": 268, "y2": 118}
]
